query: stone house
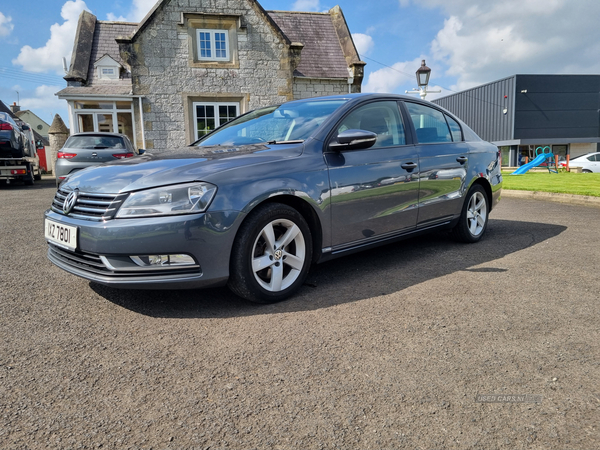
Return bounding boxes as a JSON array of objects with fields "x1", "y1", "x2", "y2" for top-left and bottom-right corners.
[{"x1": 57, "y1": 0, "x2": 365, "y2": 150}]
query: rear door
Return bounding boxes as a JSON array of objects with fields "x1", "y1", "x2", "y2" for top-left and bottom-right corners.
[
  {"x1": 326, "y1": 100, "x2": 420, "y2": 249},
  {"x1": 403, "y1": 101, "x2": 469, "y2": 227}
]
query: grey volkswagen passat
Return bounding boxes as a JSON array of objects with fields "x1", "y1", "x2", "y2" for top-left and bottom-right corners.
[{"x1": 44, "y1": 94, "x2": 502, "y2": 303}]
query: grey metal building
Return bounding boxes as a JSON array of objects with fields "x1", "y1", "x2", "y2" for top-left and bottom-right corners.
[{"x1": 432, "y1": 75, "x2": 600, "y2": 166}]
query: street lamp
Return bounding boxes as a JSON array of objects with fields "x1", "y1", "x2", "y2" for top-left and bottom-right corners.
[{"x1": 405, "y1": 59, "x2": 441, "y2": 100}]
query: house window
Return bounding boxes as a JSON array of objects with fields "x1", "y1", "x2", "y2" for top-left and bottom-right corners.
[
  {"x1": 73, "y1": 101, "x2": 136, "y2": 146},
  {"x1": 193, "y1": 102, "x2": 239, "y2": 140},
  {"x1": 98, "y1": 66, "x2": 118, "y2": 80},
  {"x1": 196, "y1": 29, "x2": 229, "y2": 61}
]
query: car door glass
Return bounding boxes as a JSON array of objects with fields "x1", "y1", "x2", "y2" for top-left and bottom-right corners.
[
  {"x1": 445, "y1": 114, "x2": 463, "y2": 142},
  {"x1": 336, "y1": 101, "x2": 405, "y2": 148},
  {"x1": 406, "y1": 102, "x2": 452, "y2": 144}
]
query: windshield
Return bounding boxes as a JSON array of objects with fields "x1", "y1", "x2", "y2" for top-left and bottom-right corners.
[
  {"x1": 195, "y1": 99, "x2": 348, "y2": 146},
  {"x1": 65, "y1": 135, "x2": 126, "y2": 149}
]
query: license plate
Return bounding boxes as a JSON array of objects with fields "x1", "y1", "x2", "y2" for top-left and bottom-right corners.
[{"x1": 45, "y1": 219, "x2": 77, "y2": 251}]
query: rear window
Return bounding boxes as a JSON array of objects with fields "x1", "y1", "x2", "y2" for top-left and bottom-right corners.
[{"x1": 65, "y1": 135, "x2": 126, "y2": 149}]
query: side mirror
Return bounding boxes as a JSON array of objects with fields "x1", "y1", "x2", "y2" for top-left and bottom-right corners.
[
  {"x1": 138, "y1": 149, "x2": 146, "y2": 155},
  {"x1": 21, "y1": 124, "x2": 30, "y2": 131},
  {"x1": 329, "y1": 129, "x2": 377, "y2": 151}
]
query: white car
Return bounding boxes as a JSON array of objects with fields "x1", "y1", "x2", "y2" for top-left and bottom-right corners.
[{"x1": 569, "y1": 152, "x2": 600, "y2": 173}]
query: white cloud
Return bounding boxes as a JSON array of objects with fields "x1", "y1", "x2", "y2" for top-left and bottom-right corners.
[
  {"x1": 291, "y1": 0, "x2": 321, "y2": 12},
  {"x1": 20, "y1": 85, "x2": 65, "y2": 111},
  {"x1": 12, "y1": 0, "x2": 89, "y2": 75},
  {"x1": 363, "y1": 57, "x2": 425, "y2": 93},
  {"x1": 426, "y1": 0, "x2": 600, "y2": 90},
  {"x1": 0, "y1": 12, "x2": 14, "y2": 37},
  {"x1": 106, "y1": 0, "x2": 156, "y2": 22},
  {"x1": 352, "y1": 33, "x2": 374, "y2": 57}
]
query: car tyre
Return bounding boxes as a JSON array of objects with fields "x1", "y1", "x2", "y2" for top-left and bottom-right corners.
[
  {"x1": 23, "y1": 163, "x2": 35, "y2": 186},
  {"x1": 228, "y1": 202, "x2": 312, "y2": 303},
  {"x1": 451, "y1": 184, "x2": 489, "y2": 243},
  {"x1": 582, "y1": 169, "x2": 592, "y2": 173}
]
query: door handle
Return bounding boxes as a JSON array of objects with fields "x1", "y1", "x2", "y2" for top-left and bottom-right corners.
[
  {"x1": 401, "y1": 162, "x2": 418, "y2": 170},
  {"x1": 456, "y1": 156, "x2": 468, "y2": 164}
]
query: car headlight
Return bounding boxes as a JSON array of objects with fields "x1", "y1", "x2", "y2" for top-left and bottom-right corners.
[{"x1": 116, "y1": 182, "x2": 217, "y2": 218}]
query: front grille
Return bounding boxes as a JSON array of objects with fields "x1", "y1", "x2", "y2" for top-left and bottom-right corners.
[
  {"x1": 48, "y1": 244, "x2": 201, "y2": 279},
  {"x1": 52, "y1": 188, "x2": 128, "y2": 221}
]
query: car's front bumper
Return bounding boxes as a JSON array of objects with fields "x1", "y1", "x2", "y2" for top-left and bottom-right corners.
[{"x1": 44, "y1": 208, "x2": 245, "y2": 290}]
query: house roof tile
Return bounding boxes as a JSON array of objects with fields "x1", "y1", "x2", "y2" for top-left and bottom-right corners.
[
  {"x1": 87, "y1": 21, "x2": 137, "y2": 85},
  {"x1": 56, "y1": 85, "x2": 133, "y2": 97},
  {"x1": 268, "y1": 11, "x2": 351, "y2": 79}
]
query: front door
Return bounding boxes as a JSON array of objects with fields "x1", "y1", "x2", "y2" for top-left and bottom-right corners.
[{"x1": 326, "y1": 100, "x2": 420, "y2": 249}]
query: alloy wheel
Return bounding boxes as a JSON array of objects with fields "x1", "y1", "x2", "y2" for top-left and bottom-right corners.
[
  {"x1": 466, "y1": 191, "x2": 487, "y2": 236},
  {"x1": 251, "y1": 218, "x2": 306, "y2": 292}
]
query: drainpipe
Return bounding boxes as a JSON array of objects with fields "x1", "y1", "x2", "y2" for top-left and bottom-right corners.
[{"x1": 137, "y1": 96, "x2": 146, "y2": 149}]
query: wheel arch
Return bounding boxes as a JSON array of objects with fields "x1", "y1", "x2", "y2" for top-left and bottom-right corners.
[
  {"x1": 236, "y1": 194, "x2": 324, "y2": 264},
  {"x1": 468, "y1": 177, "x2": 493, "y2": 211}
]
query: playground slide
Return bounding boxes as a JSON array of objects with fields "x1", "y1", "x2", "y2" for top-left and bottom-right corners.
[{"x1": 511, "y1": 152, "x2": 554, "y2": 175}]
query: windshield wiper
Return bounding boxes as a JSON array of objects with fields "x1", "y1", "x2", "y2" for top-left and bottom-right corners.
[{"x1": 266, "y1": 139, "x2": 304, "y2": 145}]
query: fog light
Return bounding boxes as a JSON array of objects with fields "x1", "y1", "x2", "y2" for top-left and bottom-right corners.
[
  {"x1": 130, "y1": 254, "x2": 195, "y2": 267},
  {"x1": 149, "y1": 255, "x2": 169, "y2": 265}
]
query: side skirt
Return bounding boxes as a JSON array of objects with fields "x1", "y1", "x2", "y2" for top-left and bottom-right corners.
[{"x1": 316, "y1": 218, "x2": 459, "y2": 264}]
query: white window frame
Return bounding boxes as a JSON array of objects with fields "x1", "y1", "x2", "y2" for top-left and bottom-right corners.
[
  {"x1": 72, "y1": 101, "x2": 136, "y2": 147},
  {"x1": 196, "y1": 29, "x2": 230, "y2": 61},
  {"x1": 193, "y1": 102, "x2": 239, "y2": 141},
  {"x1": 97, "y1": 66, "x2": 119, "y2": 80}
]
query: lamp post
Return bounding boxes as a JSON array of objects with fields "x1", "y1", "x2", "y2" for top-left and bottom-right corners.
[{"x1": 405, "y1": 60, "x2": 441, "y2": 100}]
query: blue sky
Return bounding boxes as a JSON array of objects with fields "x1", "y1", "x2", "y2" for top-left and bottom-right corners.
[{"x1": 2, "y1": 0, "x2": 600, "y2": 126}]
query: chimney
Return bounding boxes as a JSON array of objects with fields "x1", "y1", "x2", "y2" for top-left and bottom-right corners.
[{"x1": 10, "y1": 102, "x2": 21, "y2": 114}]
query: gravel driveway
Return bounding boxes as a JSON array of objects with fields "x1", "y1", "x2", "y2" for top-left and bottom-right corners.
[{"x1": 1, "y1": 179, "x2": 598, "y2": 449}]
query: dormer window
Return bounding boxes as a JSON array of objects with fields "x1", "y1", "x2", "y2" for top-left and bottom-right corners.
[
  {"x1": 99, "y1": 67, "x2": 117, "y2": 79},
  {"x1": 197, "y1": 29, "x2": 230, "y2": 61},
  {"x1": 94, "y1": 55, "x2": 123, "y2": 80}
]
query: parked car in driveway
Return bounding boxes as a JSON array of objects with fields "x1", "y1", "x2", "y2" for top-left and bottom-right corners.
[
  {"x1": 567, "y1": 152, "x2": 600, "y2": 173},
  {"x1": 55, "y1": 132, "x2": 137, "y2": 186},
  {"x1": 44, "y1": 94, "x2": 502, "y2": 303},
  {"x1": 0, "y1": 112, "x2": 29, "y2": 158}
]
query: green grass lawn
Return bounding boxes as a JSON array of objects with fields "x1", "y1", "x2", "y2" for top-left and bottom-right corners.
[{"x1": 501, "y1": 171, "x2": 600, "y2": 197}]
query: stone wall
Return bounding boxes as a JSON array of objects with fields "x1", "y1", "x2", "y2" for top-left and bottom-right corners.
[
  {"x1": 47, "y1": 115, "x2": 70, "y2": 175},
  {"x1": 127, "y1": 0, "x2": 296, "y2": 149},
  {"x1": 293, "y1": 78, "x2": 349, "y2": 100}
]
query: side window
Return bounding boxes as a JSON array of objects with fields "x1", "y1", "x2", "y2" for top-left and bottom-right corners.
[
  {"x1": 445, "y1": 114, "x2": 463, "y2": 142},
  {"x1": 336, "y1": 101, "x2": 406, "y2": 148},
  {"x1": 405, "y1": 102, "x2": 452, "y2": 144}
]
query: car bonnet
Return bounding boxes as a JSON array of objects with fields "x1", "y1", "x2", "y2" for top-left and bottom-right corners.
[{"x1": 60, "y1": 143, "x2": 304, "y2": 194}]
